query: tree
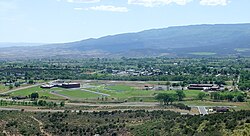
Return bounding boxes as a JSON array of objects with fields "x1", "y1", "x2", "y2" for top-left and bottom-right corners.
[
  {"x1": 180, "y1": 82, "x2": 185, "y2": 90},
  {"x1": 168, "y1": 94, "x2": 176, "y2": 104},
  {"x1": 176, "y1": 90, "x2": 186, "y2": 101},
  {"x1": 197, "y1": 92, "x2": 206, "y2": 100},
  {"x1": 14, "y1": 82, "x2": 20, "y2": 88},
  {"x1": 211, "y1": 92, "x2": 220, "y2": 100},
  {"x1": 30, "y1": 93, "x2": 39, "y2": 100},
  {"x1": 236, "y1": 94, "x2": 245, "y2": 102},
  {"x1": 155, "y1": 93, "x2": 176, "y2": 105},
  {"x1": 38, "y1": 100, "x2": 46, "y2": 106},
  {"x1": 225, "y1": 94, "x2": 234, "y2": 101},
  {"x1": 155, "y1": 93, "x2": 166, "y2": 104},
  {"x1": 28, "y1": 80, "x2": 34, "y2": 84},
  {"x1": 9, "y1": 84, "x2": 14, "y2": 90},
  {"x1": 60, "y1": 101, "x2": 65, "y2": 107}
]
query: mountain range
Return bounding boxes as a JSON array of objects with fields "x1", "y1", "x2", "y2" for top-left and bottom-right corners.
[
  {"x1": 0, "y1": 43, "x2": 43, "y2": 48},
  {"x1": 1, "y1": 23, "x2": 250, "y2": 59}
]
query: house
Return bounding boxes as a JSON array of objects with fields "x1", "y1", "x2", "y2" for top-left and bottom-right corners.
[
  {"x1": 41, "y1": 84, "x2": 54, "y2": 89},
  {"x1": 209, "y1": 86, "x2": 220, "y2": 91},
  {"x1": 61, "y1": 83, "x2": 80, "y2": 88},
  {"x1": 40, "y1": 82, "x2": 80, "y2": 89},
  {"x1": 188, "y1": 84, "x2": 220, "y2": 91}
]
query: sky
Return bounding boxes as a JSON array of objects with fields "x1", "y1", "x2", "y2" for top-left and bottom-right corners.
[{"x1": 0, "y1": 0, "x2": 250, "y2": 43}]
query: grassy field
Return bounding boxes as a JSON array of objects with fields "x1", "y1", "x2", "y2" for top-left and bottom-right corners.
[
  {"x1": 57, "y1": 89, "x2": 100, "y2": 99},
  {"x1": 88, "y1": 85, "x2": 206, "y2": 101},
  {"x1": 90, "y1": 85, "x2": 161, "y2": 99},
  {"x1": 9, "y1": 84, "x2": 204, "y2": 101},
  {"x1": 8, "y1": 86, "x2": 103, "y2": 100},
  {"x1": 0, "y1": 83, "x2": 43, "y2": 93},
  {"x1": 9, "y1": 86, "x2": 62, "y2": 99},
  {"x1": 189, "y1": 52, "x2": 217, "y2": 56}
]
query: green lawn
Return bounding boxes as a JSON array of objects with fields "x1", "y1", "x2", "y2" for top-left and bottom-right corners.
[
  {"x1": 106, "y1": 85, "x2": 135, "y2": 91},
  {"x1": 9, "y1": 86, "x2": 102, "y2": 100},
  {"x1": 89, "y1": 85, "x2": 205, "y2": 100},
  {"x1": 10, "y1": 86, "x2": 43, "y2": 96},
  {"x1": 10, "y1": 86, "x2": 62, "y2": 99},
  {"x1": 91, "y1": 85, "x2": 159, "y2": 99},
  {"x1": 7, "y1": 84, "x2": 207, "y2": 101},
  {"x1": 189, "y1": 52, "x2": 217, "y2": 56},
  {"x1": 56, "y1": 90, "x2": 100, "y2": 99}
]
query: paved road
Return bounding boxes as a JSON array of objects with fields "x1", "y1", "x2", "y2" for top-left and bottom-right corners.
[
  {"x1": 236, "y1": 75, "x2": 241, "y2": 90},
  {"x1": 197, "y1": 106, "x2": 208, "y2": 115},
  {"x1": 0, "y1": 98, "x2": 33, "y2": 103},
  {"x1": 50, "y1": 91, "x2": 70, "y2": 99},
  {"x1": 0, "y1": 107, "x2": 21, "y2": 111},
  {"x1": 67, "y1": 102, "x2": 159, "y2": 107},
  {"x1": 80, "y1": 89, "x2": 110, "y2": 97},
  {"x1": 0, "y1": 107, "x2": 64, "y2": 112}
]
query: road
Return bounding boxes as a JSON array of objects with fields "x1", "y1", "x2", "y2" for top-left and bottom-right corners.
[
  {"x1": 67, "y1": 102, "x2": 159, "y2": 107},
  {"x1": 0, "y1": 98, "x2": 33, "y2": 103},
  {"x1": 49, "y1": 91, "x2": 70, "y2": 99},
  {"x1": 80, "y1": 88, "x2": 110, "y2": 97},
  {"x1": 0, "y1": 107, "x2": 64, "y2": 112},
  {"x1": 0, "y1": 107, "x2": 21, "y2": 111},
  {"x1": 197, "y1": 106, "x2": 208, "y2": 115},
  {"x1": 31, "y1": 116, "x2": 52, "y2": 136},
  {"x1": 236, "y1": 75, "x2": 241, "y2": 90}
]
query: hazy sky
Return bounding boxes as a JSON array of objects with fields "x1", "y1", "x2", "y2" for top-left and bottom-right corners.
[{"x1": 0, "y1": 0, "x2": 249, "y2": 43}]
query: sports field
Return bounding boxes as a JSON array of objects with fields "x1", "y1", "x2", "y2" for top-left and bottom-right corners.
[{"x1": 7, "y1": 83, "x2": 206, "y2": 102}]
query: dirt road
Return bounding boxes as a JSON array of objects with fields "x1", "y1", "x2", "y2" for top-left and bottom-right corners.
[{"x1": 31, "y1": 116, "x2": 52, "y2": 136}]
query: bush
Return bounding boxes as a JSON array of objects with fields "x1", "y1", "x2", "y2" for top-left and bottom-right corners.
[{"x1": 173, "y1": 103, "x2": 191, "y2": 110}]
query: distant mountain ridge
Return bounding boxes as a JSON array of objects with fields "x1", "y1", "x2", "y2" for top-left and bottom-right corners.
[
  {"x1": 60, "y1": 23, "x2": 250, "y2": 51},
  {"x1": 0, "y1": 43, "x2": 44, "y2": 48},
  {"x1": 1, "y1": 23, "x2": 250, "y2": 59}
]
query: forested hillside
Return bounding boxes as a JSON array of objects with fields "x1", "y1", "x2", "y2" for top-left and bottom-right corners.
[{"x1": 0, "y1": 110, "x2": 250, "y2": 136}]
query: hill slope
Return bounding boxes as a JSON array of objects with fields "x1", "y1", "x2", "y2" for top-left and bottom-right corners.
[
  {"x1": 67, "y1": 24, "x2": 250, "y2": 51},
  {"x1": 1, "y1": 23, "x2": 250, "y2": 59}
]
